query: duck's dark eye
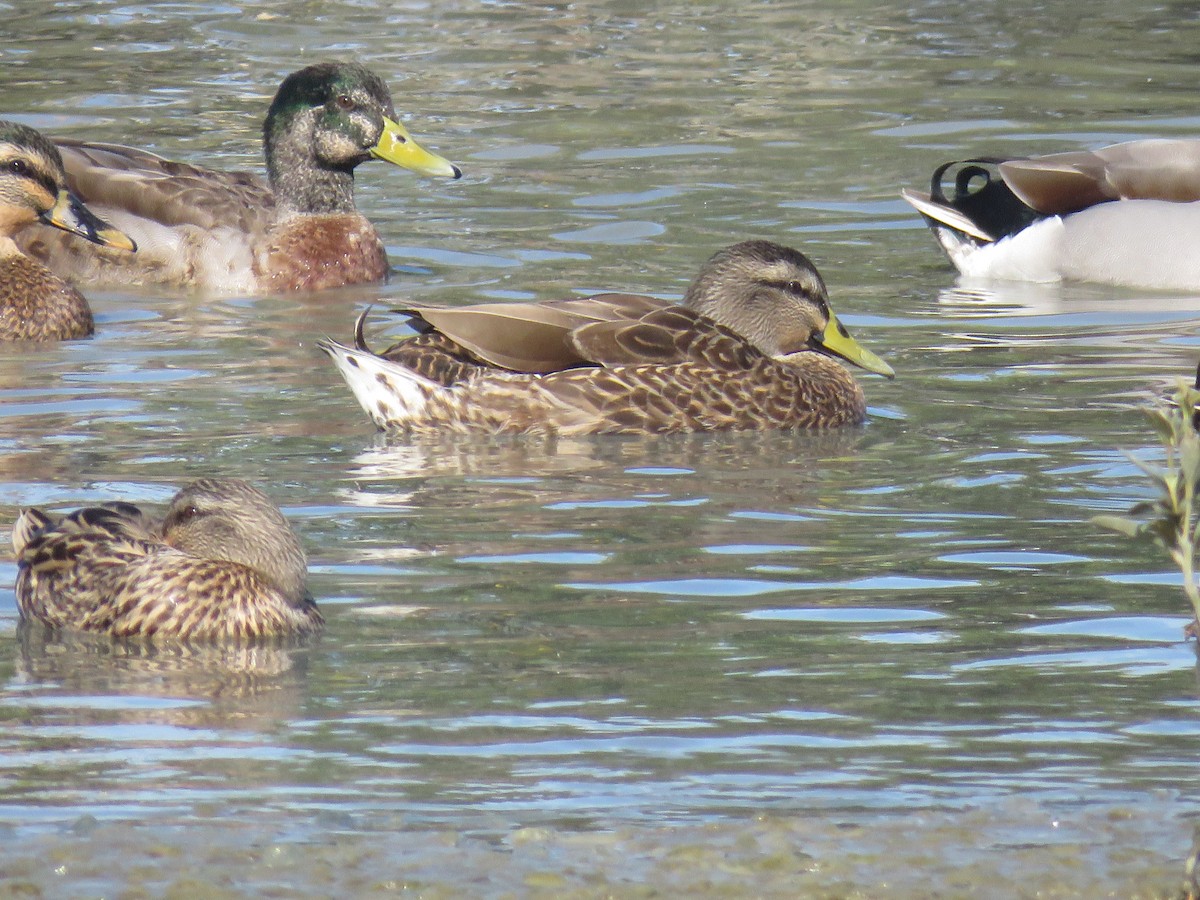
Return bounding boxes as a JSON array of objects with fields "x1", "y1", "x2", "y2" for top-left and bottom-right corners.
[
  {"x1": 335, "y1": 94, "x2": 355, "y2": 111},
  {"x1": 166, "y1": 504, "x2": 201, "y2": 529},
  {"x1": 7, "y1": 158, "x2": 29, "y2": 177}
]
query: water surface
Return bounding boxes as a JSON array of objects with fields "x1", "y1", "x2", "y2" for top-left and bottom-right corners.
[{"x1": 2, "y1": 1, "x2": 1199, "y2": 895}]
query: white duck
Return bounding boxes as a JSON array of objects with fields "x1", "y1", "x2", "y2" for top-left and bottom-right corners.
[{"x1": 902, "y1": 139, "x2": 1200, "y2": 290}]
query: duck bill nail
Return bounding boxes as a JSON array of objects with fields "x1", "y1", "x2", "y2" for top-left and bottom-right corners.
[
  {"x1": 371, "y1": 116, "x2": 462, "y2": 179},
  {"x1": 42, "y1": 188, "x2": 137, "y2": 252},
  {"x1": 814, "y1": 310, "x2": 896, "y2": 379}
]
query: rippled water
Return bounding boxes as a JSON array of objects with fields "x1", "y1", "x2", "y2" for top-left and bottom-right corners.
[{"x1": 2, "y1": 1, "x2": 1200, "y2": 895}]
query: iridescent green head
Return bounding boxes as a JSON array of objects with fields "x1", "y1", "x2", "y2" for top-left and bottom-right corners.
[{"x1": 262, "y1": 62, "x2": 459, "y2": 213}]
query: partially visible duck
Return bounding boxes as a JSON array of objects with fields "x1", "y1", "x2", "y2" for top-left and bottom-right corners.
[
  {"x1": 13, "y1": 478, "x2": 323, "y2": 641},
  {"x1": 319, "y1": 240, "x2": 895, "y2": 435},
  {"x1": 17, "y1": 62, "x2": 461, "y2": 294},
  {"x1": 902, "y1": 139, "x2": 1200, "y2": 289},
  {"x1": 0, "y1": 120, "x2": 135, "y2": 341}
]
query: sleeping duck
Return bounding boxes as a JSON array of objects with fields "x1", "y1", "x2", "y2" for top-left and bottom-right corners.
[{"x1": 13, "y1": 478, "x2": 323, "y2": 641}]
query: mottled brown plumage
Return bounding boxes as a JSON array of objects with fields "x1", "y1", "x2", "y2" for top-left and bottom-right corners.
[
  {"x1": 320, "y1": 240, "x2": 894, "y2": 435},
  {"x1": 16, "y1": 63, "x2": 461, "y2": 294},
  {"x1": 12, "y1": 479, "x2": 323, "y2": 641},
  {"x1": 0, "y1": 120, "x2": 134, "y2": 341},
  {"x1": 0, "y1": 254, "x2": 93, "y2": 341}
]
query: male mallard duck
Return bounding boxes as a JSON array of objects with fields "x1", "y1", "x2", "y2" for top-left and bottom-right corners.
[
  {"x1": 16, "y1": 62, "x2": 461, "y2": 294},
  {"x1": 318, "y1": 240, "x2": 895, "y2": 434},
  {"x1": 902, "y1": 140, "x2": 1200, "y2": 289},
  {"x1": 13, "y1": 478, "x2": 323, "y2": 640},
  {"x1": 0, "y1": 120, "x2": 135, "y2": 341}
]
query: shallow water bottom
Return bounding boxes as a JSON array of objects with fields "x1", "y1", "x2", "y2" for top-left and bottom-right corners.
[{"x1": 3, "y1": 799, "x2": 1193, "y2": 898}]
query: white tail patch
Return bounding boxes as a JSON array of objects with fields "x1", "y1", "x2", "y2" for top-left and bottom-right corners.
[
  {"x1": 318, "y1": 339, "x2": 439, "y2": 428},
  {"x1": 900, "y1": 188, "x2": 995, "y2": 242}
]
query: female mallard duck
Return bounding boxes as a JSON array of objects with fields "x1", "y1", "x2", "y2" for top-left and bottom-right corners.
[
  {"x1": 318, "y1": 240, "x2": 895, "y2": 434},
  {"x1": 16, "y1": 62, "x2": 461, "y2": 294},
  {"x1": 903, "y1": 140, "x2": 1200, "y2": 289},
  {"x1": 0, "y1": 120, "x2": 135, "y2": 341},
  {"x1": 13, "y1": 478, "x2": 323, "y2": 640}
]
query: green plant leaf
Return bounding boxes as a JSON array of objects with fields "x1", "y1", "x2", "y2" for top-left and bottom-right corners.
[
  {"x1": 1099, "y1": 378, "x2": 1200, "y2": 639},
  {"x1": 1148, "y1": 517, "x2": 1183, "y2": 550},
  {"x1": 1128, "y1": 500, "x2": 1161, "y2": 518},
  {"x1": 1091, "y1": 514, "x2": 1145, "y2": 539},
  {"x1": 1129, "y1": 455, "x2": 1170, "y2": 493},
  {"x1": 1184, "y1": 435, "x2": 1200, "y2": 485},
  {"x1": 1145, "y1": 407, "x2": 1177, "y2": 446}
]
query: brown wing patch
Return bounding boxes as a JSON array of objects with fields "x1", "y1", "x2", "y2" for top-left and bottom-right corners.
[
  {"x1": 57, "y1": 139, "x2": 275, "y2": 234},
  {"x1": 998, "y1": 155, "x2": 1116, "y2": 215},
  {"x1": 394, "y1": 293, "x2": 675, "y2": 373},
  {"x1": 570, "y1": 306, "x2": 760, "y2": 369},
  {"x1": 532, "y1": 292, "x2": 673, "y2": 322},
  {"x1": 377, "y1": 332, "x2": 490, "y2": 386},
  {"x1": 398, "y1": 303, "x2": 586, "y2": 372},
  {"x1": 1000, "y1": 141, "x2": 1200, "y2": 214}
]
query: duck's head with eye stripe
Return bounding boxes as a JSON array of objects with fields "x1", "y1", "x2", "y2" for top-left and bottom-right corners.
[
  {"x1": 682, "y1": 239, "x2": 894, "y2": 377},
  {"x1": 160, "y1": 478, "x2": 310, "y2": 609},
  {"x1": 0, "y1": 120, "x2": 134, "y2": 252},
  {"x1": 0, "y1": 119, "x2": 136, "y2": 341}
]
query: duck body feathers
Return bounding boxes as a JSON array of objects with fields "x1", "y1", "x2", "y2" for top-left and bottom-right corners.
[
  {"x1": 903, "y1": 139, "x2": 1200, "y2": 289},
  {"x1": 321, "y1": 241, "x2": 893, "y2": 435},
  {"x1": 18, "y1": 139, "x2": 386, "y2": 294},
  {"x1": 324, "y1": 320, "x2": 867, "y2": 435},
  {"x1": 14, "y1": 62, "x2": 460, "y2": 295},
  {"x1": 13, "y1": 479, "x2": 323, "y2": 641},
  {"x1": 0, "y1": 253, "x2": 94, "y2": 341}
]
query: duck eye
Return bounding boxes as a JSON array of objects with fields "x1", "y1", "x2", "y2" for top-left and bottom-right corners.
[
  {"x1": 335, "y1": 94, "x2": 355, "y2": 111},
  {"x1": 168, "y1": 504, "x2": 200, "y2": 527},
  {"x1": 7, "y1": 159, "x2": 29, "y2": 177}
]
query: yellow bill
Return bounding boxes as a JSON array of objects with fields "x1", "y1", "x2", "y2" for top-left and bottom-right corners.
[
  {"x1": 43, "y1": 188, "x2": 137, "y2": 252},
  {"x1": 812, "y1": 309, "x2": 895, "y2": 379},
  {"x1": 372, "y1": 116, "x2": 462, "y2": 180}
]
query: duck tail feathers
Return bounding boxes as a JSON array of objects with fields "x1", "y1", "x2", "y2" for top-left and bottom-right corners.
[
  {"x1": 318, "y1": 338, "x2": 437, "y2": 429},
  {"x1": 12, "y1": 508, "x2": 54, "y2": 555},
  {"x1": 902, "y1": 187, "x2": 995, "y2": 243},
  {"x1": 907, "y1": 156, "x2": 1054, "y2": 242}
]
